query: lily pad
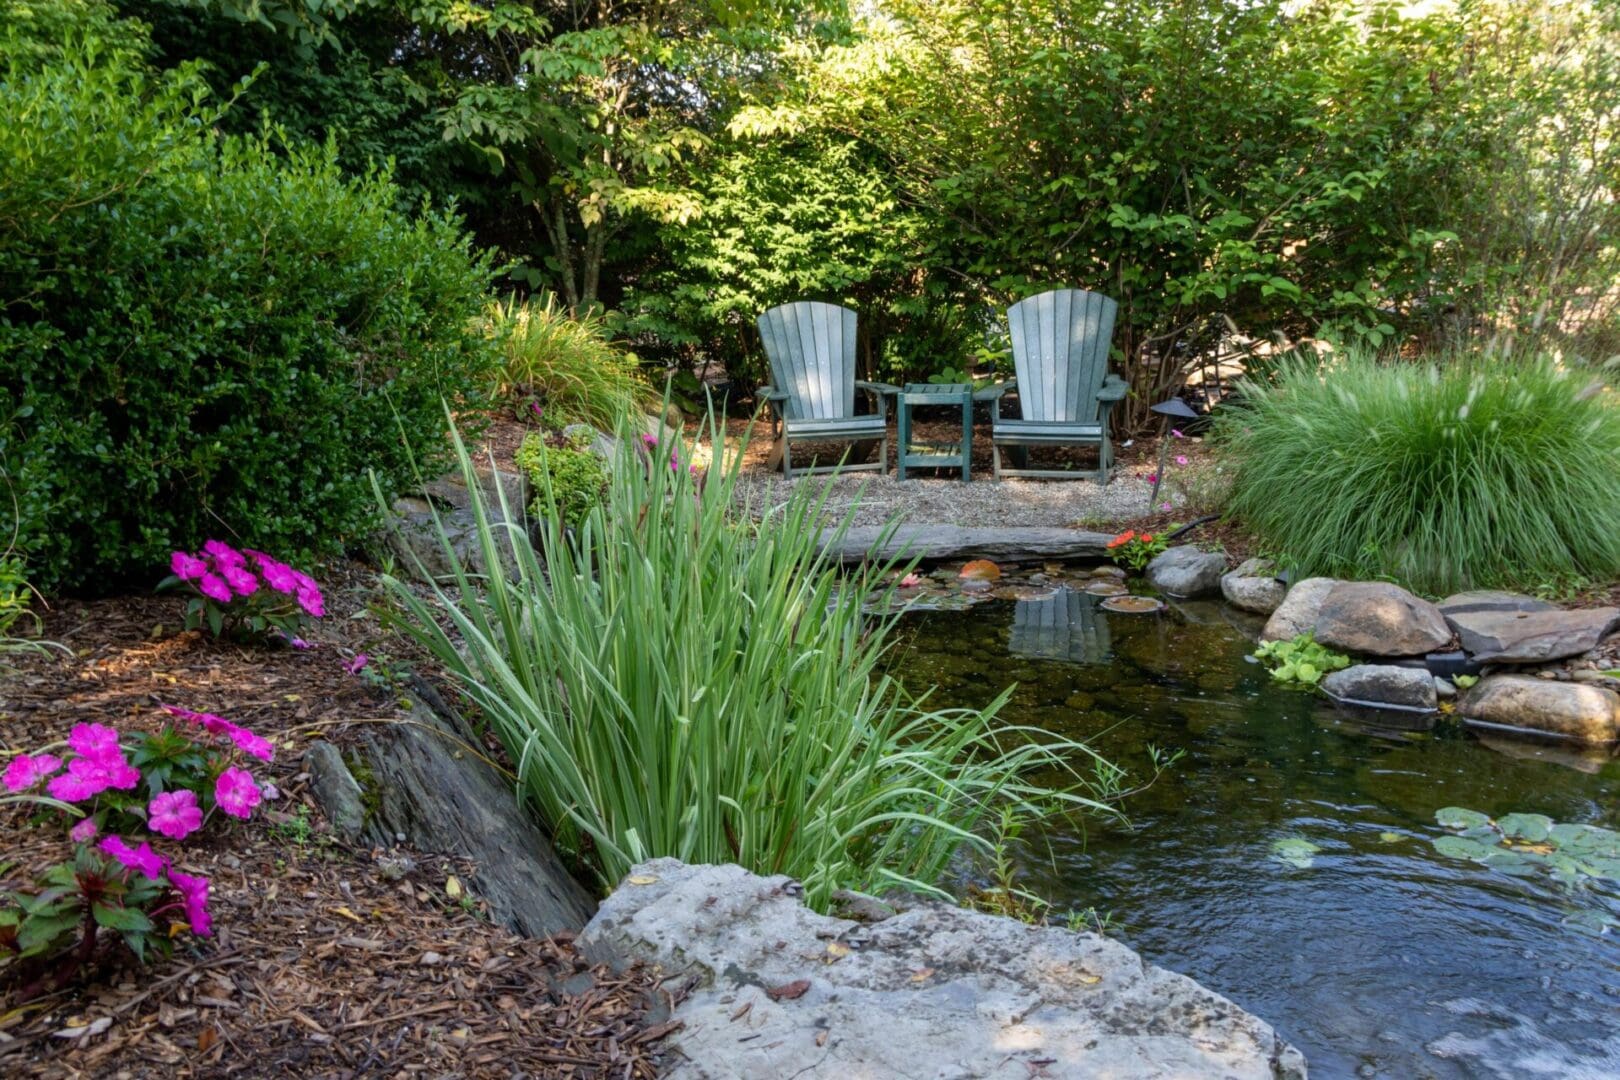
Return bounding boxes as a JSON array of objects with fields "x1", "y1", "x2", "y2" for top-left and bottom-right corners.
[
  {"x1": 1378, "y1": 832, "x2": 1403, "y2": 844},
  {"x1": 1082, "y1": 580, "x2": 1129, "y2": 597},
  {"x1": 1433, "y1": 835, "x2": 1500, "y2": 863},
  {"x1": 1435, "y1": 807, "x2": 1492, "y2": 831},
  {"x1": 1549, "y1": 823, "x2": 1620, "y2": 858},
  {"x1": 1100, "y1": 595, "x2": 1165, "y2": 614},
  {"x1": 1270, "y1": 837, "x2": 1322, "y2": 869},
  {"x1": 1498, "y1": 813, "x2": 1554, "y2": 842}
]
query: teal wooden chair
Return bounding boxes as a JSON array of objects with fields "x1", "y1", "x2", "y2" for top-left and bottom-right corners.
[
  {"x1": 756, "y1": 302, "x2": 896, "y2": 478},
  {"x1": 977, "y1": 289, "x2": 1128, "y2": 481}
]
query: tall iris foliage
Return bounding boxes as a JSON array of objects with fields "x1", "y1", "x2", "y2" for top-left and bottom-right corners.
[
  {"x1": 383, "y1": 410, "x2": 1126, "y2": 909},
  {"x1": 1213, "y1": 351, "x2": 1620, "y2": 595}
]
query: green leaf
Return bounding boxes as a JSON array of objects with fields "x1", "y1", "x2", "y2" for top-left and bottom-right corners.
[
  {"x1": 92, "y1": 902, "x2": 153, "y2": 933},
  {"x1": 1432, "y1": 834, "x2": 1498, "y2": 862},
  {"x1": 1435, "y1": 807, "x2": 1492, "y2": 831},
  {"x1": 1497, "y1": 813, "x2": 1553, "y2": 842},
  {"x1": 1270, "y1": 837, "x2": 1321, "y2": 869}
]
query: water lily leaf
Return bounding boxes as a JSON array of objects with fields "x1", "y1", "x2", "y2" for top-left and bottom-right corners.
[
  {"x1": 1498, "y1": 813, "x2": 1553, "y2": 842},
  {"x1": 1435, "y1": 807, "x2": 1492, "y2": 831},
  {"x1": 1433, "y1": 835, "x2": 1499, "y2": 862},
  {"x1": 959, "y1": 559, "x2": 1001, "y2": 582},
  {"x1": 1378, "y1": 832, "x2": 1402, "y2": 844},
  {"x1": 1580, "y1": 857, "x2": 1620, "y2": 881},
  {"x1": 1550, "y1": 823, "x2": 1620, "y2": 858},
  {"x1": 1270, "y1": 837, "x2": 1321, "y2": 869},
  {"x1": 1545, "y1": 853, "x2": 1585, "y2": 886}
]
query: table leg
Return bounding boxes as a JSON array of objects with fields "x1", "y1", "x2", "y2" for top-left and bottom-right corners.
[
  {"x1": 960, "y1": 396, "x2": 972, "y2": 481},
  {"x1": 897, "y1": 398, "x2": 910, "y2": 482}
]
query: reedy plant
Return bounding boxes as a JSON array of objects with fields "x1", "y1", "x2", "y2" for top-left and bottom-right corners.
[
  {"x1": 1212, "y1": 349, "x2": 1620, "y2": 596},
  {"x1": 380, "y1": 407, "x2": 1131, "y2": 909},
  {"x1": 484, "y1": 295, "x2": 655, "y2": 429}
]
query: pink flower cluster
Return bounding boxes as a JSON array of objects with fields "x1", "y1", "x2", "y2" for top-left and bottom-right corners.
[
  {"x1": 98, "y1": 837, "x2": 212, "y2": 936},
  {"x1": 161, "y1": 705, "x2": 275, "y2": 764},
  {"x1": 4, "y1": 724, "x2": 142, "y2": 802},
  {"x1": 170, "y1": 540, "x2": 324, "y2": 618}
]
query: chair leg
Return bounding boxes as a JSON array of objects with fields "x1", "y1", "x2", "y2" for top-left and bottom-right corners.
[
  {"x1": 880, "y1": 431, "x2": 890, "y2": 476},
  {"x1": 992, "y1": 441, "x2": 1003, "y2": 481},
  {"x1": 1099, "y1": 433, "x2": 1112, "y2": 486},
  {"x1": 782, "y1": 437, "x2": 793, "y2": 480}
]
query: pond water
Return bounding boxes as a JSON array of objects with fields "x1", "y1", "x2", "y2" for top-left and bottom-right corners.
[{"x1": 892, "y1": 586, "x2": 1620, "y2": 1080}]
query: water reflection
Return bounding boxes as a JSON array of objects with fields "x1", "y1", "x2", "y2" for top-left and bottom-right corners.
[{"x1": 893, "y1": 587, "x2": 1620, "y2": 1080}]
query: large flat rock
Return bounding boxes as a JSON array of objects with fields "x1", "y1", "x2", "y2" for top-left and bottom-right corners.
[
  {"x1": 819, "y1": 525, "x2": 1113, "y2": 563},
  {"x1": 1313, "y1": 581, "x2": 1452, "y2": 657},
  {"x1": 581, "y1": 859, "x2": 1307, "y2": 1079},
  {"x1": 1445, "y1": 605, "x2": 1619, "y2": 663}
]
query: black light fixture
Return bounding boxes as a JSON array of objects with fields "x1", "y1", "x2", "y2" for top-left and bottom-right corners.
[{"x1": 1147, "y1": 398, "x2": 1200, "y2": 511}]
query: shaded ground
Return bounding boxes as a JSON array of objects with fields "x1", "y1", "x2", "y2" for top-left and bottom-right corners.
[{"x1": 1, "y1": 572, "x2": 679, "y2": 1078}]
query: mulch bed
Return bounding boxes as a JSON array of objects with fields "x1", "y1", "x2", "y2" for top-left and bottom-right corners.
[{"x1": 2, "y1": 568, "x2": 681, "y2": 1078}]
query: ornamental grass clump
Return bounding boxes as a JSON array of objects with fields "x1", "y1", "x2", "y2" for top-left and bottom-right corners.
[
  {"x1": 383, "y1": 410, "x2": 1129, "y2": 910},
  {"x1": 1212, "y1": 350, "x2": 1620, "y2": 596},
  {"x1": 485, "y1": 295, "x2": 655, "y2": 429}
]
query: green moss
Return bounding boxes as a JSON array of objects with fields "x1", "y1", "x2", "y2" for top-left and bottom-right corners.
[{"x1": 516, "y1": 431, "x2": 609, "y2": 527}]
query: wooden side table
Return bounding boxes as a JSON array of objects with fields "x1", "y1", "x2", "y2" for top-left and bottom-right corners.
[{"x1": 896, "y1": 383, "x2": 973, "y2": 481}]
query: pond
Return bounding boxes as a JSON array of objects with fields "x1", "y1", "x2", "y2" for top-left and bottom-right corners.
[{"x1": 892, "y1": 584, "x2": 1620, "y2": 1080}]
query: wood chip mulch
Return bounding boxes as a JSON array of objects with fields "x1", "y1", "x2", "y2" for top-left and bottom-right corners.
[{"x1": 2, "y1": 573, "x2": 681, "y2": 1078}]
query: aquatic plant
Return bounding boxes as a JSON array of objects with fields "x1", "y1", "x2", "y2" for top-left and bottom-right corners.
[
  {"x1": 1251, "y1": 633, "x2": 1350, "y2": 687},
  {"x1": 1432, "y1": 807, "x2": 1620, "y2": 888}
]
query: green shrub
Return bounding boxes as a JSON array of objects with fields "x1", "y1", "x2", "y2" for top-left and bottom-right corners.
[
  {"x1": 382, "y1": 412, "x2": 1135, "y2": 908},
  {"x1": 1213, "y1": 350, "x2": 1620, "y2": 595},
  {"x1": 514, "y1": 430, "x2": 609, "y2": 527},
  {"x1": 486, "y1": 295, "x2": 653, "y2": 429},
  {"x1": 0, "y1": 1, "x2": 496, "y2": 594}
]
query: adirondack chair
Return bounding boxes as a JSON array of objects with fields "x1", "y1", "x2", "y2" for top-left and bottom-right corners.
[
  {"x1": 756, "y1": 302, "x2": 896, "y2": 478},
  {"x1": 976, "y1": 289, "x2": 1127, "y2": 481},
  {"x1": 1009, "y1": 590, "x2": 1112, "y2": 665}
]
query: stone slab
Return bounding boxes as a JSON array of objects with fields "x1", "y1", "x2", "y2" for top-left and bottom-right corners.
[
  {"x1": 581, "y1": 859, "x2": 1306, "y2": 1080},
  {"x1": 1445, "y1": 606, "x2": 1620, "y2": 664},
  {"x1": 819, "y1": 525, "x2": 1113, "y2": 563}
]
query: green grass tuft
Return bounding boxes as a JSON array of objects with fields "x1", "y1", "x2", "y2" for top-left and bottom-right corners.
[
  {"x1": 484, "y1": 294, "x2": 655, "y2": 430},
  {"x1": 1212, "y1": 350, "x2": 1620, "y2": 596}
]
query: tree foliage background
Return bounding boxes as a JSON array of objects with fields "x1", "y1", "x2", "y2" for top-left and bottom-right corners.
[{"x1": 32, "y1": 0, "x2": 1620, "y2": 417}]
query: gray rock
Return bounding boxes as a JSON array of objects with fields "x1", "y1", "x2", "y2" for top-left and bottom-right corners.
[
  {"x1": 1261, "y1": 577, "x2": 1339, "y2": 643},
  {"x1": 303, "y1": 742, "x2": 368, "y2": 839},
  {"x1": 350, "y1": 681, "x2": 597, "y2": 935},
  {"x1": 1221, "y1": 557, "x2": 1287, "y2": 615},
  {"x1": 1145, "y1": 545, "x2": 1228, "y2": 598},
  {"x1": 1313, "y1": 582, "x2": 1451, "y2": 657},
  {"x1": 561, "y1": 423, "x2": 617, "y2": 460},
  {"x1": 1445, "y1": 606, "x2": 1620, "y2": 664},
  {"x1": 580, "y1": 859, "x2": 1306, "y2": 1080},
  {"x1": 1461, "y1": 675, "x2": 1620, "y2": 745},
  {"x1": 1437, "y1": 590, "x2": 1559, "y2": 617},
  {"x1": 820, "y1": 526, "x2": 1113, "y2": 564},
  {"x1": 381, "y1": 500, "x2": 530, "y2": 586},
  {"x1": 1434, "y1": 677, "x2": 1457, "y2": 699},
  {"x1": 1320, "y1": 664, "x2": 1438, "y2": 711}
]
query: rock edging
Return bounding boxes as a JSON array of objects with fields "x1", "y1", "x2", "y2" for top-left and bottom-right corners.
[{"x1": 579, "y1": 858, "x2": 1307, "y2": 1079}]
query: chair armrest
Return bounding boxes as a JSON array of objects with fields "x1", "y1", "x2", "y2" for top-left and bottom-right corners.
[
  {"x1": 757, "y1": 384, "x2": 789, "y2": 403},
  {"x1": 1096, "y1": 374, "x2": 1128, "y2": 403},
  {"x1": 973, "y1": 378, "x2": 1016, "y2": 403},
  {"x1": 855, "y1": 381, "x2": 897, "y2": 417}
]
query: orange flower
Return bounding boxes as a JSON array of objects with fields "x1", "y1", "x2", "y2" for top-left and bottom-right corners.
[
  {"x1": 1140, "y1": 534, "x2": 1154, "y2": 543},
  {"x1": 1107, "y1": 530, "x2": 1137, "y2": 549}
]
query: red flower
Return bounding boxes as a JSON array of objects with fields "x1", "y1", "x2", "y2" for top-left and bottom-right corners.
[{"x1": 1107, "y1": 530, "x2": 1137, "y2": 550}]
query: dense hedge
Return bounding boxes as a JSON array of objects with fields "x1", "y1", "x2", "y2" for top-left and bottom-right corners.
[{"x1": 0, "y1": 2, "x2": 496, "y2": 593}]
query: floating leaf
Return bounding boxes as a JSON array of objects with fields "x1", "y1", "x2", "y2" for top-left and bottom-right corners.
[
  {"x1": 959, "y1": 559, "x2": 1001, "y2": 582},
  {"x1": 1435, "y1": 807, "x2": 1492, "y2": 831},
  {"x1": 1433, "y1": 835, "x2": 1499, "y2": 862},
  {"x1": 1378, "y1": 832, "x2": 1402, "y2": 844},
  {"x1": 1270, "y1": 837, "x2": 1321, "y2": 869},
  {"x1": 1498, "y1": 813, "x2": 1553, "y2": 842}
]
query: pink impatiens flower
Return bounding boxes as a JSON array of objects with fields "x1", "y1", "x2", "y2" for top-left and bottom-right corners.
[
  {"x1": 148, "y1": 789, "x2": 204, "y2": 840},
  {"x1": 100, "y1": 836, "x2": 169, "y2": 880},
  {"x1": 222, "y1": 565, "x2": 259, "y2": 597},
  {"x1": 257, "y1": 558, "x2": 299, "y2": 595},
  {"x1": 197, "y1": 573, "x2": 232, "y2": 604},
  {"x1": 214, "y1": 767, "x2": 262, "y2": 819},
  {"x1": 3, "y1": 752, "x2": 62, "y2": 793},
  {"x1": 1175, "y1": 455, "x2": 1189, "y2": 466},
  {"x1": 168, "y1": 869, "x2": 212, "y2": 936},
  {"x1": 47, "y1": 751, "x2": 141, "y2": 802},
  {"x1": 202, "y1": 540, "x2": 245, "y2": 568},
  {"x1": 224, "y1": 724, "x2": 274, "y2": 763},
  {"x1": 1170, "y1": 428, "x2": 1185, "y2": 438},
  {"x1": 67, "y1": 722, "x2": 120, "y2": 760},
  {"x1": 171, "y1": 551, "x2": 208, "y2": 581},
  {"x1": 70, "y1": 817, "x2": 100, "y2": 844},
  {"x1": 296, "y1": 586, "x2": 324, "y2": 618},
  {"x1": 345, "y1": 654, "x2": 369, "y2": 676}
]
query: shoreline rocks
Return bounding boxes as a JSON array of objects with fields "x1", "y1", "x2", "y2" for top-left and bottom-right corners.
[
  {"x1": 580, "y1": 859, "x2": 1307, "y2": 1080},
  {"x1": 1460, "y1": 675, "x2": 1620, "y2": 745},
  {"x1": 1320, "y1": 664, "x2": 1438, "y2": 712},
  {"x1": 1312, "y1": 582, "x2": 1451, "y2": 657},
  {"x1": 1261, "y1": 577, "x2": 1338, "y2": 643},
  {"x1": 1145, "y1": 545, "x2": 1227, "y2": 598},
  {"x1": 1221, "y1": 557, "x2": 1286, "y2": 614}
]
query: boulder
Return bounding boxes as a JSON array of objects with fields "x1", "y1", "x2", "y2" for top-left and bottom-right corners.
[
  {"x1": 1461, "y1": 675, "x2": 1620, "y2": 745},
  {"x1": 382, "y1": 497, "x2": 530, "y2": 586},
  {"x1": 1261, "y1": 577, "x2": 1339, "y2": 643},
  {"x1": 1221, "y1": 557, "x2": 1287, "y2": 615},
  {"x1": 1320, "y1": 664, "x2": 1438, "y2": 711},
  {"x1": 1444, "y1": 605, "x2": 1620, "y2": 664},
  {"x1": 306, "y1": 681, "x2": 597, "y2": 936},
  {"x1": 1312, "y1": 582, "x2": 1451, "y2": 657},
  {"x1": 1145, "y1": 545, "x2": 1227, "y2": 598},
  {"x1": 580, "y1": 859, "x2": 1306, "y2": 1080},
  {"x1": 303, "y1": 742, "x2": 368, "y2": 838},
  {"x1": 561, "y1": 423, "x2": 618, "y2": 460}
]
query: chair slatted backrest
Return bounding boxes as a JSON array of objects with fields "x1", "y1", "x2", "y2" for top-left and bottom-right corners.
[
  {"x1": 1006, "y1": 289, "x2": 1118, "y2": 423},
  {"x1": 757, "y1": 302, "x2": 858, "y2": 421}
]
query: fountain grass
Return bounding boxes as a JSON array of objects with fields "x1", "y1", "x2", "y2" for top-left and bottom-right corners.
[
  {"x1": 1211, "y1": 350, "x2": 1620, "y2": 596},
  {"x1": 380, "y1": 409, "x2": 1129, "y2": 909}
]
